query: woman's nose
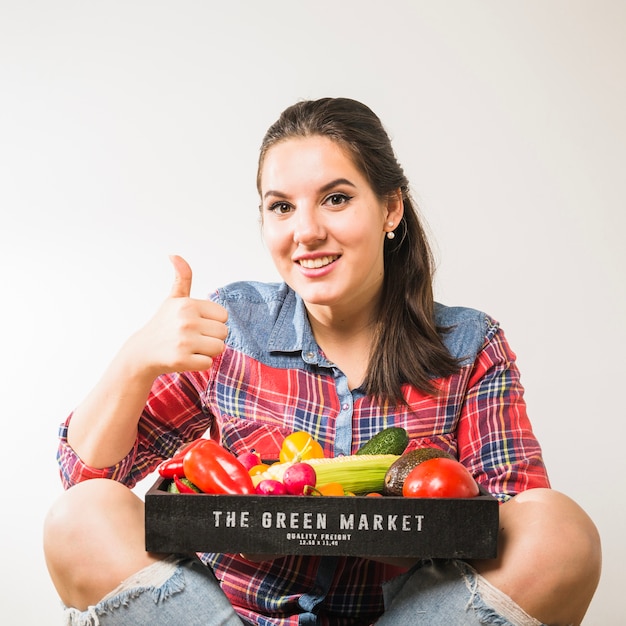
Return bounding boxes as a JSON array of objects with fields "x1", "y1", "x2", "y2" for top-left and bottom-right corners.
[{"x1": 293, "y1": 207, "x2": 326, "y2": 245}]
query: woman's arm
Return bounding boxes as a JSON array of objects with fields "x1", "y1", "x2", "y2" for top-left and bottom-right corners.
[
  {"x1": 65, "y1": 256, "x2": 228, "y2": 469},
  {"x1": 457, "y1": 320, "x2": 550, "y2": 500}
]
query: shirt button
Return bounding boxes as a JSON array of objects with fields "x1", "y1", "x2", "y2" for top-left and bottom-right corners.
[
  {"x1": 305, "y1": 351, "x2": 315, "y2": 360},
  {"x1": 342, "y1": 403, "x2": 349, "y2": 411}
]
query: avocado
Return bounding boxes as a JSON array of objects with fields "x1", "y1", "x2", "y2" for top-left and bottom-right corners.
[
  {"x1": 383, "y1": 447, "x2": 454, "y2": 496},
  {"x1": 356, "y1": 426, "x2": 409, "y2": 456}
]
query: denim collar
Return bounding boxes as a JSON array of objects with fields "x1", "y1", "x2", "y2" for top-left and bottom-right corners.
[{"x1": 267, "y1": 287, "x2": 330, "y2": 367}]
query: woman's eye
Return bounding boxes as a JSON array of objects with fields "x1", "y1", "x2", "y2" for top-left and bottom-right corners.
[
  {"x1": 268, "y1": 202, "x2": 293, "y2": 215},
  {"x1": 325, "y1": 193, "x2": 351, "y2": 206}
]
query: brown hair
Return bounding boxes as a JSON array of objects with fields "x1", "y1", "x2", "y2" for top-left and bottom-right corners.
[{"x1": 257, "y1": 98, "x2": 460, "y2": 404}]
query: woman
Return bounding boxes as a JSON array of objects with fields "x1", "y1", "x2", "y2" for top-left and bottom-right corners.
[{"x1": 44, "y1": 98, "x2": 601, "y2": 625}]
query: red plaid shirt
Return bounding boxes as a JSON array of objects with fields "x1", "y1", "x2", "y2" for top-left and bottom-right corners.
[{"x1": 57, "y1": 282, "x2": 550, "y2": 625}]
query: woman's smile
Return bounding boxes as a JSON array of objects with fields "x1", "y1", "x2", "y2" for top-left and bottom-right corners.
[{"x1": 296, "y1": 254, "x2": 340, "y2": 270}]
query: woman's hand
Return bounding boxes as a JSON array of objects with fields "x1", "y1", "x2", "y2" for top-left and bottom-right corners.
[
  {"x1": 66, "y1": 256, "x2": 228, "y2": 469},
  {"x1": 124, "y1": 255, "x2": 228, "y2": 379}
]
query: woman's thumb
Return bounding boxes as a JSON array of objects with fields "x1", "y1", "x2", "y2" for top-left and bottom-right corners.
[{"x1": 169, "y1": 255, "x2": 193, "y2": 298}]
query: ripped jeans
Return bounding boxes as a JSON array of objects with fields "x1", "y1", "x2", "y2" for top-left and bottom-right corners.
[{"x1": 63, "y1": 557, "x2": 543, "y2": 625}]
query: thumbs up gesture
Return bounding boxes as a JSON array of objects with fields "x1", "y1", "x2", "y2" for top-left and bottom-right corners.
[{"x1": 129, "y1": 256, "x2": 229, "y2": 376}]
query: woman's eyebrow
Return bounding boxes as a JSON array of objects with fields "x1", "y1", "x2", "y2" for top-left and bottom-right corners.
[
  {"x1": 319, "y1": 178, "x2": 357, "y2": 194},
  {"x1": 263, "y1": 189, "x2": 287, "y2": 200},
  {"x1": 263, "y1": 178, "x2": 357, "y2": 201}
]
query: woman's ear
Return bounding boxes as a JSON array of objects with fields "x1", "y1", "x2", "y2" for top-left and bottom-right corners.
[{"x1": 385, "y1": 188, "x2": 404, "y2": 225}]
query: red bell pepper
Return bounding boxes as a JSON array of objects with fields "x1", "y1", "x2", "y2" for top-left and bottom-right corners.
[
  {"x1": 158, "y1": 458, "x2": 184, "y2": 479},
  {"x1": 157, "y1": 438, "x2": 207, "y2": 478},
  {"x1": 183, "y1": 439, "x2": 255, "y2": 495}
]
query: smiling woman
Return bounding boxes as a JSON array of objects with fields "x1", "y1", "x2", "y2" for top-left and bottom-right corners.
[
  {"x1": 257, "y1": 99, "x2": 461, "y2": 401},
  {"x1": 259, "y1": 136, "x2": 403, "y2": 387},
  {"x1": 43, "y1": 97, "x2": 600, "y2": 626}
]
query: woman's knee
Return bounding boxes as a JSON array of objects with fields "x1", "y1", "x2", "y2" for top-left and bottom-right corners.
[
  {"x1": 475, "y1": 488, "x2": 601, "y2": 625},
  {"x1": 509, "y1": 488, "x2": 601, "y2": 576},
  {"x1": 45, "y1": 479, "x2": 138, "y2": 553},
  {"x1": 44, "y1": 479, "x2": 157, "y2": 609}
]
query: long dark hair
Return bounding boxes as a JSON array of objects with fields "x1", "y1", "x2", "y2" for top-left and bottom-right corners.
[{"x1": 257, "y1": 98, "x2": 460, "y2": 404}]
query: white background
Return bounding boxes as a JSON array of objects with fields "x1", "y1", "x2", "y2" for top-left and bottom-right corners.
[{"x1": 1, "y1": 1, "x2": 624, "y2": 623}]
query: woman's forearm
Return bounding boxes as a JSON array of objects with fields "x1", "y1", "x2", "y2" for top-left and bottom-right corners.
[{"x1": 66, "y1": 336, "x2": 160, "y2": 469}]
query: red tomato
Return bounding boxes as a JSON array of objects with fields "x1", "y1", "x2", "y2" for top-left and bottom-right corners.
[{"x1": 402, "y1": 458, "x2": 479, "y2": 498}]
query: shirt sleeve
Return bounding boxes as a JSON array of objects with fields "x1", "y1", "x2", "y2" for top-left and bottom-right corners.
[
  {"x1": 56, "y1": 369, "x2": 214, "y2": 490},
  {"x1": 456, "y1": 319, "x2": 551, "y2": 502}
]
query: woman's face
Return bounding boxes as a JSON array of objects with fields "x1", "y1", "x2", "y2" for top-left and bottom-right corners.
[{"x1": 260, "y1": 135, "x2": 403, "y2": 315}]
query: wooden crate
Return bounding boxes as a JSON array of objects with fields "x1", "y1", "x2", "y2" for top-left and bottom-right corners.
[{"x1": 145, "y1": 478, "x2": 499, "y2": 559}]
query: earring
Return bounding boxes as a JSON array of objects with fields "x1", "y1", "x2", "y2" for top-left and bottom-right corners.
[{"x1": 386, "y1": 221, "x2": 395, "y2": 239}]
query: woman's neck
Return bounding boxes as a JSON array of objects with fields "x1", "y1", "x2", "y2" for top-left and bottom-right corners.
[{"x1": 306, "y1": 303, "x2": 378, "y2": 390}]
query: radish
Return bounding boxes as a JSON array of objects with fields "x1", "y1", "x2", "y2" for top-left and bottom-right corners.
[
  {"x1": 282, "y1": 462, "x2": 317, "y2": 495},
  {"x1": 255, "y1": 479, "x2": 288, "y2": 495},
  {"x1": 237, "y1": 450, "x2": 262, "y2": 471}
]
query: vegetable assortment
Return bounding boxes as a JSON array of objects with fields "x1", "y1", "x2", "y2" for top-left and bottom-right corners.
[
  {"x1": 161, "y1": 427, "x2": 481, "y2": 500},
  {"x1": 253, "y1": 454, "x2": 399, "y2": 495}
]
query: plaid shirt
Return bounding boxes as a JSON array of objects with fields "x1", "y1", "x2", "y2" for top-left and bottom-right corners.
[{"x1": 57, "y1": 281, "x2": 549, "y2": 625}]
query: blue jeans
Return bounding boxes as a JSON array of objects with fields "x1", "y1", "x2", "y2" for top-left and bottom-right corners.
[
  {"x1": 63, "y1": 557, "x2": 244, "y2": 626},
  {"x1": 379, "y1": 559, "x2": 542, "y2": 626},
  {"x1": 63, "y1": 557, "x2": 542, "y2": 625}
]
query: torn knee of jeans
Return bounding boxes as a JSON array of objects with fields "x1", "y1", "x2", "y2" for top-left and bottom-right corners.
[
  {"x1": 101, "y1": 556, "x2": 188, "y2": 607},
  {"x1": 463, "y1": 564, "x2": 544, "y2": 626},
  {"x1": 64, "y1": 556, "x2": 189, "y2": 625},
  {"x1": 451, "y1": 560, "x2": 479, "y2": 611}
]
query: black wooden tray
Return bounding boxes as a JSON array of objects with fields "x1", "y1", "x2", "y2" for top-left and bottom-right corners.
[{"x1": 145, "y1": 477, "x2": 499, "y2": 559}]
